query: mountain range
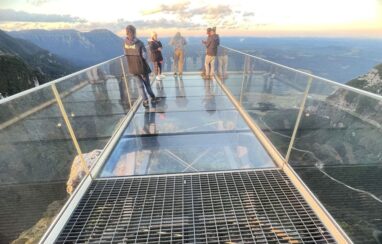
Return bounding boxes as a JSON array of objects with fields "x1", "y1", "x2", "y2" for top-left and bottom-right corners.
[
  {"x1": 0, "y1": 30, "x2": 76, "y2": 96},
  {"x1": 9, "y1": 29, "x2": 124, "y2": 67},
  {"x1": 2, "y1": 29, "x2": 382, "y2": 98}
]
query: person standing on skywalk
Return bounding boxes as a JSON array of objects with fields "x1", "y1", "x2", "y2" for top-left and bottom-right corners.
[
  {"x1": 170, "y1": 32, "x2": 187, "y2": 77},
  {"x1": 148, "y1": 31, "x2": 165, "y2": 81},
  {"x1": 124, "y1": 25, "x2": 158, "y2": 108}
]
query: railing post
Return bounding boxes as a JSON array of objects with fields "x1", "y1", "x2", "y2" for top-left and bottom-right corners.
[
  {"x1": 51, "y1": 84, "x2": 91, "y2": 178},
  {"x1": 120, "y1": 57, "x2": 132, "y2": 108},
  {"x1": 284, "y1": 76, "x2": 313, "y2": 165}
]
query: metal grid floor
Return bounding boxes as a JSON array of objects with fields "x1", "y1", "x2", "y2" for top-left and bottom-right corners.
[{"x1": 56, "y1": 169, "x2": 335, "y2": 243}]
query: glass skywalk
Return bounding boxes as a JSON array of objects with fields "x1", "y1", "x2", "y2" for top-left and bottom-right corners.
[
  {"x1": 100, "y1": 75, "x2": 276, "y2": 177},
  {"x1": 3, "y1": 45, "x2": 381, "y2": 243}
]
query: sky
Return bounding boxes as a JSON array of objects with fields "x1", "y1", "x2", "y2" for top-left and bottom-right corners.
[{"x1": 0, "y1": 0, "x2": 381, "y2": 37}]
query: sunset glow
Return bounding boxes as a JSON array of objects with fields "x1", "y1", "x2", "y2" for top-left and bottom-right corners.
[{"x1": 0, "y1": 0, "x2": 381, "y2": 37}]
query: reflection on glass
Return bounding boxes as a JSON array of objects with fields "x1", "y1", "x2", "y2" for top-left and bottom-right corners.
[
  {"x1": 0, "y1": 86, "x2": 76, "y2": 243},
  {"x1": 0, "y1": 57, "x2": 139, "y2": 243},
  {"x1": 101, "y1": 73, "x2": 276, "y2": 178},
  {"x1": 174, "y1": 77, "x2": 189, "y2": 110},
  {"x1": 101, "y1": 132, "x2": 275, "y2": 177},
  {"x1": 55, "y1": 60, "x2": 135, "y2": 151},
  {"x1": 125, "y1": 110, "x2": 248, "y2": 136},
  {"x1": 217, "y1": 47, "x2": 229, "y2": 79},
  {"x1": 287, "y1": 79, "x2": 382, "y2": 242},
  {"x1": 203, "y1": 79, "x2": 216, "y2": 113},
  {"x1": 217, "y1": 46, "x2": 382, "y2": 243}
]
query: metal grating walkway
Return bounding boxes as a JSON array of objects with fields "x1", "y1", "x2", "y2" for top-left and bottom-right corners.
[{"x1": 57, "y1": 169, "x2": 335, "y2": 243}]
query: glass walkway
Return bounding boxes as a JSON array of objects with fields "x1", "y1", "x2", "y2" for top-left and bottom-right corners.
[
  {"x1": 100, "y1": 75, "x2": 275, "y2": 178},
  {"x1": 1, "y1": 46, "x2": 381, "y2": 243},
  {"x1": 53, "y1": 74, "x2": 337, "y2": 243}
]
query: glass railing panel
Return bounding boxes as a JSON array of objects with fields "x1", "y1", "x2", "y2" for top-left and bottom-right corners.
[
  {"x1": 0, "y1": 56, "x2": 142, "y2": 243},
  {"x1": 0, "y1": 85, "x2": 80, "y2": 244},
  {"x1": 54, "y1": 57, "x2": 137, "y2": 152},
  {"x1": 220, "y1": 47, "x2": 310, "y2": 157},
  {"x1": 288, "y1": 78, "x2": 382, "y2": 243}
]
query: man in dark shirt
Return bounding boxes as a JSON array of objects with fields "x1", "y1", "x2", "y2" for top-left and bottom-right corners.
[
  {"x1": 203, "y1": 27, "x2": 220, "y2": 80},
  {"x1": 124, "y1": 25, "x2": 157, "y2": 108}
]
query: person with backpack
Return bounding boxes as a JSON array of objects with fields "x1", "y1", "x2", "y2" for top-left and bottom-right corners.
[{"x1": 124, "y1": 25, "x2": 158, "y2": 108}]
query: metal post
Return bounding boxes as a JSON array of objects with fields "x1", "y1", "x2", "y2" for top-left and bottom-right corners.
[
  {"x1": 239, "y1": 55, "x2": 251, "y2": 104},
  {"x1": 51, "y1": 84, "x2": 91, "y2": 177},
  {"x1": 120, "y1": 58, "x2": 132, "y2": 108},
  {"x1": 284, "y1": 76, "x2": 313, "y2": 165},
  {"x1": 239, "y1": 69, "x2": 247, "y2": 105}
]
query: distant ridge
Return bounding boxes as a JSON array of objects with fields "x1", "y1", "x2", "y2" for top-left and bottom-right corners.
[
  {"x1": 347, "y1": 63, "x2": 382, "y2": 95},
  {"x1": 9, "y1": 29, "x2": 124, "y2": 66}
]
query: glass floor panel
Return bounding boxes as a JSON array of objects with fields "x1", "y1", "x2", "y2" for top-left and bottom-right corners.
[
  {"x1": 99, "y1": 74, "x2": 277, "y2": 178},
  {"x1": 100, "y1": 132, "x2": 275, "y2": 177},
  {"x1": 151, "y1": 85, "x2": 224, "y2": 98},
  {"x1": 124, "y1": 110, "x2": 249, "y2": 136},
  {"x1": 152, "y1": 76, "x2": 215, "y2": 87},
  {"x1": 136, "y1": 96, "x2": 234, "y2": 113}
]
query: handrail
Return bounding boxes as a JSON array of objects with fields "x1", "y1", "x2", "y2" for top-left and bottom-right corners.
[
  {"x1": 0, "y1": 55, "x2": 125, "y2": 105},
  {"x1": 215, "y1": 74, "x2": 353, "y2": 244},
  {"x1": 221, "y1": 45, "x2": 382, "y2": 102},
  {"x1": 3, "y1": 46, "x2": 381, "y2": 104}
]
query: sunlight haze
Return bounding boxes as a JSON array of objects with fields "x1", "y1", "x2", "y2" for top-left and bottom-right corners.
[{"x1": 0, "y1": 0, "x2": 381, "y2": 37}]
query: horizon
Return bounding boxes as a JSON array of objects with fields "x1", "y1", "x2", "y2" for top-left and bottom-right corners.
[
  {"x1": 4, "y1": 28, "x2": 382, "y2": 40},
  {"x1": 0, "y1": 0, "x2": 381, "y2": 38}
]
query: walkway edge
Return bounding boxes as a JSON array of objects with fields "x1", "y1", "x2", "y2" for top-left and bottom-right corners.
[{"x1": 214, "y1": 75, "x2": 353, "y2": 244}]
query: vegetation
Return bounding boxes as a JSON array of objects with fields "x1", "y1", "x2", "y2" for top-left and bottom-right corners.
[
  {"x1": 0, "y1": 56, "x2": 39, "y2": 96},
  {"x1": 0, "y1": 29, "x2": 77, "y2": 96}
]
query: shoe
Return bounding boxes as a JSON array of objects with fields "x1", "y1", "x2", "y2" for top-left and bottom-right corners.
[
  {"x1": 151, "y1": 96, "x2": 161, "y2": 103},
  {"x1": 142, "y1": 100, "x2": 149, "y2": 108},
  {"x1": 179, "y1": 73, "x2": 183, "y2": 78},
  {"x1": 156, "y1": 75, "x2": 162, "y2": 81},
  {"x1": 159, "y1": 74, "x2": 166, "y2": 79},
  {"x1": 173, "y1": 72, "x2": 177, "y2": 76}
]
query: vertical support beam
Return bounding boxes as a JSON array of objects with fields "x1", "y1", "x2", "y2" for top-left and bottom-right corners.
[
  {"x1": 239, "y1": 71, "x2": 247, "y2": 105},
  {"x1": 51, "y1": 84, "x2": 91, "y2": 177},
  {"x1": 240, "y1": 54, "x2": 251, "y2": 104},
  {"x1": 285, "y1": 77, "x2": 313, "y2": 165},
  {"x1": 120, "y1": 57, "x2": 132, "y2": 108}
]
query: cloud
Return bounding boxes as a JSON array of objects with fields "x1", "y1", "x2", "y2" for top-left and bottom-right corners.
[
  {"x1": 27, "y1": 0, "x2": 49, "y2": 6},
  {"x1": 143, "y1": 2, "x2": 233, "y2": 22},
  {"x1": 243, "y1": 12, "x2": 255, "y2": 17},
  {"x1": 0, "y1": 9, "x2": 86, "y2": 23},
  {"x1": 142, "y1": 1, "x2": 191, "y2": 15},
  {"x1": 117, "y1": 18, "x2": 201, "y2": 30},
  {"x1": 188, "y1": 5, "x2": 233, "y2": 21},
  {"x1": 144, "y1": 1, "x2": 237, "y2": 27}
]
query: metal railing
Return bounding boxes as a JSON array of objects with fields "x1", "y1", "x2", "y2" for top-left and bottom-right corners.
[
  {"x1": 217, "y1": 45, "x2": 382, "y2": 243},
  {"x1": 1, "y1": 44, "x2": 380, "y2": 243},
  {"x1": 0, "y1": 55, "x2": 139, "y2": 244}
]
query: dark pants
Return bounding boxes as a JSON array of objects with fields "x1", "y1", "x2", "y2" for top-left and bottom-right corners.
[
  {"x1": 153, "y1": 62, "x2": 162, "y2": 76},
  {"x1": 135, "y1": 73, "x2": 155, "y2": 101}
]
